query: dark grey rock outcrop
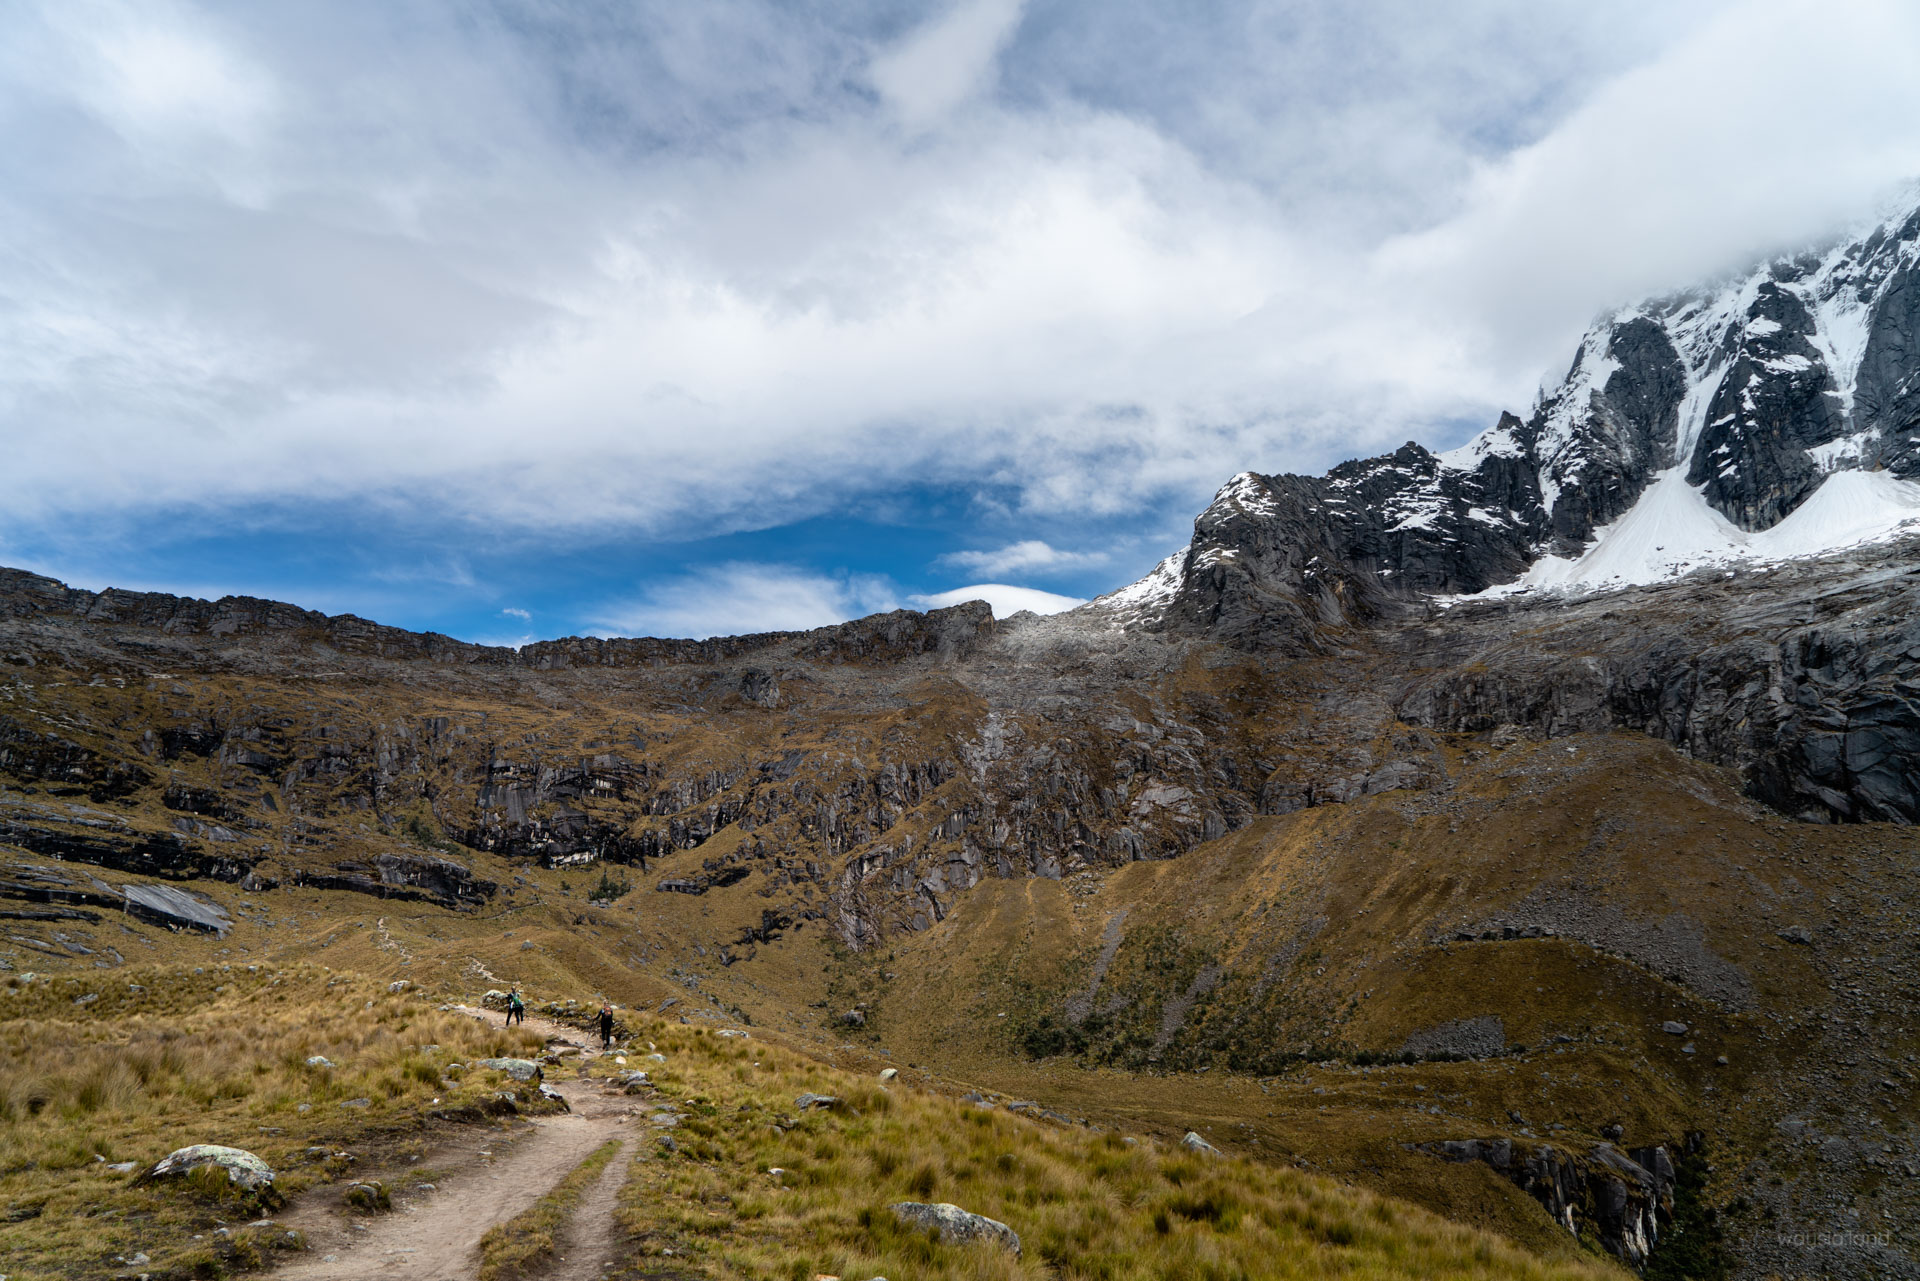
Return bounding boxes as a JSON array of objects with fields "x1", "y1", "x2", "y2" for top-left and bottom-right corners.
[
  {"x1": 1427, "y1": 1135, "x2": 1677, "y2": 1267},
  {"x1": 291, "y1": 852, "x2": 494, "y2": 909},
  {"x1": 1393, "y1": 547, "x2": 1920, "y2": 824},
  {"x1": 1687, "y1": 280, "x2": 1849, "y2": 529}
]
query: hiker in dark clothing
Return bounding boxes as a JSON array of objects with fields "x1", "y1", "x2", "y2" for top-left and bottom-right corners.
[
  {"x1": 507, "y1": 989, "x2": 525, "y2": 1026},
  {"x1": 598, "y1": 1004, "x2": 615, "y2": 1049}
]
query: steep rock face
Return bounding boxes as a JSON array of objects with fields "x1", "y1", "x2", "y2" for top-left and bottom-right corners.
[
  {"x1": 1687, "y1": 280, "x2": 1848, "y2": 528},
  {"x1": 1860, "y1": 254, "x2": 1920, "y2": 470},
  {"x1": 1429, "y1": 1137, "x2": 1679, "y2": 1268},
  {"x1": 1393, "y1": 548, "x2": 1920, "y2": 824},
  {"x1": 1533, "y1": 316, "x2": 1687, "y2": 548}
]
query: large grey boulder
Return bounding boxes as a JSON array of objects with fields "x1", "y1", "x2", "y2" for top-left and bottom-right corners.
[
  {"x1": 477, "y1": 1057, "x2": 542, "y2": 1082},
  {"x1": 890, "y1": 1202, "x2": 1021, "y2": 1256},
  {"x1": 136, "y1": 1144, "x2": 274, "y2": 1192},
  {"x1": 1181, "y1": 1131, "x2": 1221, "y2": 1155}
]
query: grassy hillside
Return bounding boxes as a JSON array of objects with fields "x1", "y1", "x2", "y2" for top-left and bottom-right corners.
[
  {"x1": 612, "y1": 1022, "x2": 1632, "y2": 1281},
  {"x1": 0, "y1": 965, "x2": 552, "y2": 1279},
  {"x1": 0, "y1": 964, "x2": 1635, "y2": 1281}
]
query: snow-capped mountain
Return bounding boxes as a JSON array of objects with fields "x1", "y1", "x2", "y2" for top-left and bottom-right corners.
[{"x1": 1097, "y1": 195, "x2": 1920, "y2": 643}]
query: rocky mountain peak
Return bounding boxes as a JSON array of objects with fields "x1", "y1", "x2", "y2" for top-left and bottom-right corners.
[{"x1": 1094, "y1": 193, "x2": 1920, "y2": 641}]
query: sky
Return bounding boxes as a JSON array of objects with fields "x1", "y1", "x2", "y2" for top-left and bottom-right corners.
[{"x1": 5, "y1": 0, "x2": 1920, "y2": 644}]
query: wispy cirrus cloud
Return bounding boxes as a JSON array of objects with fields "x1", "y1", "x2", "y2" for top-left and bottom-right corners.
[
  {"x1": 935, "y1": 539, "x2": 1106, "y2": 579},
  {"x1": 590, "y1": 563, "x2": 901, "y2": 640}
]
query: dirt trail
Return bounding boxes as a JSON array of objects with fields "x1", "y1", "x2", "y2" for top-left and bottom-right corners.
[
  {"x1": 545, "y1": 1134, "x2": 637, "y2": 1281},
  {"x1": 275, "y1": 1008, "x2": 643, "y2": 1281}
]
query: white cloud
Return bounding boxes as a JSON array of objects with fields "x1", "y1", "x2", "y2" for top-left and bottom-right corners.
[
  {"x1": 936, "y1": 539, "x2": 1104, "y2": 577},
  {"x1": 911, "y1": 583, "x2": 1084, "y2": 617},
  {"x1": 869, "y1": 0, "x2": 1026, "y2": 129},
  {"x1": 1377, "y1": 0, "x2": 1920, "y2": 379},
  {"x1": 592, "y1": 563, "x2": 900, "y2": 640},
  {"x1": 56, "y1": 0, "x2": 279, "y2": 148},
  {"x1": 2, "y1": 0, "x2": 1918, "y2": 567},
  {"x1": 501, "y1": 606, "x2": 531, "y2": 621}
]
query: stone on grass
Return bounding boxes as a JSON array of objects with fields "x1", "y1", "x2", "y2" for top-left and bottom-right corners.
[
  {"x1": 136, "y1": 1144, "x2": 275, "y2": 1192},
  {"x1": 1182, "y1": 1131, "x2": 1221, "y2": 1155},
  {"x1": 477, "y1": 1057, "x2": 543, "y2": 1082},
  {"x1": 1661, "y1": 1021, "x2": 1688, "y2": 1035},
  {"x1": 890, "y1": 1201, "x2": 1021, "y2": 1257},
  {"x1": 343, "y1": 1180, "x2": 391, "y2": 1212},
  {"x1": 795, "y1": 1092, "x2": 841, "y2": 1111},
  {"x1": 878, "y1": 1067, "x2": 898, "y2": 1082},
  {"x1": 305, "y1": 1056, "x2": 335, "y2": 1069}
]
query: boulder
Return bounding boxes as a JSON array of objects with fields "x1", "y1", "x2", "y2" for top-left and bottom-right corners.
[
  {"x1": 795, "y1": 1092, "x2": 841, "y2": 1111},
  {"x1": 342, "y1": 1180, "x2": 390, "y2": 1212},
  {"x1": 890, "y1": 1202, "x2": 1021, "y2": 1257},
  {"x1": 878, "y1": 1067, "x2": 898, "y2": 1082},
  {"x1": 1181, "y1": 1131, "x2": 1221, "y2": 1156},
  {"x1": 481, "y1": 989, "x2": 511, "y2": 1010},
  {"x1": 305, "y1": 1055, "x2": 335, "y2": 1069},
  {"x1": 136, "y1": 1144, "x2": 274, "y2": 1192},
  {"x1": 477, "y1": 1057, "x2": 542, "y2": 1082}
]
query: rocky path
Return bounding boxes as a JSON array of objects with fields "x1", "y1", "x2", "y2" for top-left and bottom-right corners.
[{"x1": 275, "y1": 1008, "x2": 641, "y2": 1281}]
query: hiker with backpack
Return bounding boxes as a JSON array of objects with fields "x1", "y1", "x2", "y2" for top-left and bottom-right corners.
[
  {"x1": 598, "y1": 1003, "x2": 615, "y2": 1049},
  {"x1": 506, "y1": 988, "x2": 525, "y2": 1026}
]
